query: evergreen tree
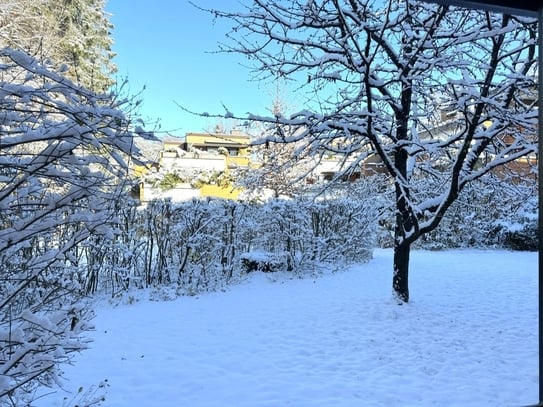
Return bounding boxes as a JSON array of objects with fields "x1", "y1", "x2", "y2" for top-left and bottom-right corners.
[{"x1": 0, "y1": 0, "x2": 116, "y2": 91}]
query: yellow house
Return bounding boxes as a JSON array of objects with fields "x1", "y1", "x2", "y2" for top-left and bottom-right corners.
[
  {"x1": 199, "y1": 183, "x2": 243, "y2": 200},
  {"x1": 183, "y1": 130, "x2": 251, "y2": 168},
  {"x1": 140, "y1": 130, "x2": 251, "y2": 202},
  {"x1": 162, "y1": 134, "x2": 185, "y2": 152}
]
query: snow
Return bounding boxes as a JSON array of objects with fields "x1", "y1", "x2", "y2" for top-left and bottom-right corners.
[{"x1": 39, "y1": 249, "x2": 537, "y2": 406}]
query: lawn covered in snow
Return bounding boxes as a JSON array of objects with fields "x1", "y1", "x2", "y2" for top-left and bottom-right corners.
[{"x1": 38, "y1": 248, "x2": 538, "y2": 407}]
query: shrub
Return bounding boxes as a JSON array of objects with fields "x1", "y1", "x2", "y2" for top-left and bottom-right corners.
[{"x1": 501, "y1": 222, "x2": 538, "y2": 251}]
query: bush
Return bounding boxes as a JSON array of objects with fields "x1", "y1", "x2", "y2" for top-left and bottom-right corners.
[
  {"x1": 408, "y1": 179, "x2": 538, "y2": 251},
  {"x1": 501, "y1": 223, "x2": 538, "y2": 251},
  {"x1": 79, "y1": 196, "x2": 376, "y2": 298},
  {"x1": 240, "y1": 252, "x2": 286, "y2": 273}
]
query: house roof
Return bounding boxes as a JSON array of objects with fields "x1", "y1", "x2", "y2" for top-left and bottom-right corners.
[
  {"x1": 186, "y1": 132, "x2": 249, "y2": 140},
  {"x1": 162, "y1": 135, "x2": 185, "y2": 144},
  {"x1": 200, "y1": 141, "x2": 247, "y2": 148}
]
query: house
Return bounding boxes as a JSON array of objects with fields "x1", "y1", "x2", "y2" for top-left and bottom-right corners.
[
  {"x1": 182, "y1": 130, "x2": 251, "y2": 168},
  {"x1": 138, "y1": 130, "x2": 252, "y2": 203}
]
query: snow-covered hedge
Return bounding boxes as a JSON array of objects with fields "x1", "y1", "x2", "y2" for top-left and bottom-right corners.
[
  {"x1": 79, "y1": 175, "x2": 537, "y2": 301},
  {"x1": 374, "y1": 178, "x2": 538, "y2": 251},
  {"x1": 80, "y1": 196, "x2": 377, "y2": 297}
]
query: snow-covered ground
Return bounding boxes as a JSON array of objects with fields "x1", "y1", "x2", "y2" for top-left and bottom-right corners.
[{"x1": 38, "y1": 249, "x2": 538, "y2": 407}]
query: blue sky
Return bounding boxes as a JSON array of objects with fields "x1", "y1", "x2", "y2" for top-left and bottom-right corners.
[{"x1": 106, "y1": 0, "x2": 275, "y2": 136}]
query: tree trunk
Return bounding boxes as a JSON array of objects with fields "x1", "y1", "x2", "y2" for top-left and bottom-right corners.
[
  {"x1": 393, "y1": 241, "x2": 410, "y2": 303},
  {"x1": 392, "y1": 78, "x2": 413, "y2": 303},
  {"x1": 393, "y1": 182, "x2": 413, "y2": 303},
  {"x1": 392, "y1": 176, "x2": 413, "y2": 303},
  {"x1": 392, "y1": 142, "x2": 412, "y2": 303}
]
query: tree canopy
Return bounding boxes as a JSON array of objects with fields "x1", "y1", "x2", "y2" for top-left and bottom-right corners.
[{"x1": 207, "y1": 0, "x2": 538, "y2": 302}]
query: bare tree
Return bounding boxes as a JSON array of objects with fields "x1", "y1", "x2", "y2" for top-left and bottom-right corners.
[
  {"x1": 238, "y1": 139, "x2": 314, "y2": 199},
  {"x1": 203, "y1": 0, "x2": 538, "y2": 302},
  {"x1": 236, "y1": 90, "x2": 317, "y2": 199},
  {"x1": 0, "y1": 47, "x2": 143, "y2": 405}
]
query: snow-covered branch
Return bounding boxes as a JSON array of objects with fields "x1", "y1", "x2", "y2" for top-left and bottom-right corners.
[
  {"x1": 205, "y1": 0, "x2": 537, "y2": 302},
  {"x1": 0, "y1": 47, "x2": 141, "y2": 405}
]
